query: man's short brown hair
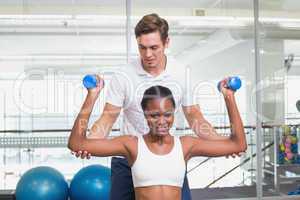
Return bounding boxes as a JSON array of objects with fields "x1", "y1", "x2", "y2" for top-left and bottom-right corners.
[{"x1": 135, "y1": 13, "x2": 169, "y2": 44}]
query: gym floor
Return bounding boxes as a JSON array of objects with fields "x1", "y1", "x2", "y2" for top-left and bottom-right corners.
[{"x1": 1, "y1": 184, "x2": 300, "y2": 200}]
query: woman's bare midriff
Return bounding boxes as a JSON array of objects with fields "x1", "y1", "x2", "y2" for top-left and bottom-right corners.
[{"x1": 134, "y1": 185, "x2": 181, "y2": 200}]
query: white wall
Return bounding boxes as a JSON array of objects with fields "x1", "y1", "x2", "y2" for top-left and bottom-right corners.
[{"x1": 178, "y1": 37, "x2": 254, "y2": 125}]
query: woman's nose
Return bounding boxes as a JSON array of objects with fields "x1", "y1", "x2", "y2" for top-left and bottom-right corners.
[{"x1": 157, "y1": 115, "x2": 166, "y2": 124}]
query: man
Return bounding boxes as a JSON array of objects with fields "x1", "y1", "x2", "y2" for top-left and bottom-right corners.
[{"x1": 74, "y1": 13, "x2": 231, "y2": 200}]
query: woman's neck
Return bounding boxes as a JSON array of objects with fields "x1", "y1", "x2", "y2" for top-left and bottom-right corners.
[{"x1": 146, "y1": 132, "x2": 171, "y2": 145}]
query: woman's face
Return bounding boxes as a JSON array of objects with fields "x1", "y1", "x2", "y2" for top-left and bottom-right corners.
[{"x1": 144, "y1": 98, "x2": 175, "y2": 136}]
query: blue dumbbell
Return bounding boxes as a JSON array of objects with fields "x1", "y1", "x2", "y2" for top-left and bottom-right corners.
[
  {"x1": 83, "y1": 74, "x2": 103, "y2": 89},
  {"x1": 218, "y1": 76, "x2": 242, "y2": 92}
]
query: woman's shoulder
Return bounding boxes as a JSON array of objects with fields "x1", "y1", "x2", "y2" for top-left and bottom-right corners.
[
  {"x1": 116, "y1": 135, "x2": 138, "y2": 155},
  {"x1": 112, "y1": 135, "x2": 137, "y2": 145}
]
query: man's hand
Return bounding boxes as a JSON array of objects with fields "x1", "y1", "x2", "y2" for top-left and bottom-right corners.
[
  {"x1": 225, "y1": 151, "x2": 245, "y2": 158},
  {"x1": 71, "y1": 150, "x2": 92, "y2": 159}
]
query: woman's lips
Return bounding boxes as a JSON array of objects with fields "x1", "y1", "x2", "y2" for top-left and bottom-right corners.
[{"x1": 157, "y1": 127, "x2": 168, "y2": 132}]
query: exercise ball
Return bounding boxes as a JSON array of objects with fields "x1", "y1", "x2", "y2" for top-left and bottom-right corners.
[
  {"x1": 15, "y1": 166, "x2": 68, "y2": 200},
  {"x1": 286, "y1": 137, "x2": 292, "y2": 144},
  {"x1": 282, "y1": 125, "x2": 291, "y2": 136},
  {"x1": 290, "y1": 136, "x2": 298, "y2": 144},
  {"x1": 70, "y1": 164, "x2": 111, "y2": 200},
  {"x1": 279, "y1": 143, "x2": 285, "y2": 152},
  {"x1": 291, "y1": 143, "x2": 298, "y2": 153},
  {"x1": 286, "y1": 152, "x2": 294, "y2": 160},
  {"x1": 285, "y1": 148, "x2": 291, "y2": 154},
  {"x1": 285, "y1": 142, "x2": 291, "y2": 148}
]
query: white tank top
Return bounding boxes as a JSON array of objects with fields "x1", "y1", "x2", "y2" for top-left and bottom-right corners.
[{"x1": 131, "y1": 136, "x2": 186, "y2": 188}]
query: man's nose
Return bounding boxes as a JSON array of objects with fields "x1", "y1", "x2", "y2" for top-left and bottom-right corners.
[{"x1": 145, "y1": 49, "x2": 152, "y2": 57}]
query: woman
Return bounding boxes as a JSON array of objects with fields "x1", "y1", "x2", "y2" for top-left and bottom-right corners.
[{"x1": 68, "y1": 77, "x2": 247, "y2": 200}]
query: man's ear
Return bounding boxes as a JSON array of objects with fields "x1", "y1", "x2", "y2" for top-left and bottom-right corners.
[{"x1": 164, "y1": 37, "x2": 170, "y2": 48}]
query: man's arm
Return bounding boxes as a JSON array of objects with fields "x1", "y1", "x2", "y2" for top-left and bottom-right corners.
[
  {"x1": 68, "y1": 92, "x2": 129, "y2": 158},
  {"x1": 88, "y1": 103, "x2": 121, "y2": 139},
  {"x1": 182, "y1": 91, "x2": 247, "y2": 159},
  {"x1": 71, "y1": 103, "x2": 121, "y2": 159},
  {"x1": 88, "y1": 71, "x2": 126, "y2": 139},
  {"x1": 182, "y1": 105, "x2": 229, "y2": 140}
]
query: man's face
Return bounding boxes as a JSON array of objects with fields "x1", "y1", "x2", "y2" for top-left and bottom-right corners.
[{"x1": 137, "y1": 31, "x2": 169, "y2": 70}]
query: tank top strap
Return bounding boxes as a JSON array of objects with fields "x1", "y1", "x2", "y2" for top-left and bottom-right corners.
[
  {"x1": 172, "y1": 136, "x2": 184, "y2": 159},
  {"x1": 137, "y1": 135, "x2": 150, "y2": 155}
]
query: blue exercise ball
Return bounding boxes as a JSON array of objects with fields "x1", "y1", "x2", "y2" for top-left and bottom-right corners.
[
  {"x1": 15, "y1": 166, "x2": 68, "y2": 200},
  {"x1": 70, "y1": 164, "x2": 111, "y2": 200}
]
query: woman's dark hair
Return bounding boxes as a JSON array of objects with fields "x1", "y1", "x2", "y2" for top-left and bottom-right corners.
[
  {"x1": 141, "y1": 85, "x2": 175, "y2": 111},
  {"x1": 135, "y1": 13, "x2": 169, "y2": 44}
]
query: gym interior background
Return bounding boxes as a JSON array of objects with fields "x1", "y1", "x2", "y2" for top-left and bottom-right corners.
[{"x1": 1, "y1": 0, "x2": 300, "y2": 199}]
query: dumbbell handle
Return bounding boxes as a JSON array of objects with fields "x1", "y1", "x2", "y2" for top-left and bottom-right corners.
[{"x1": 218, "y1": 76, "x2": 241, "y2": 92}]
